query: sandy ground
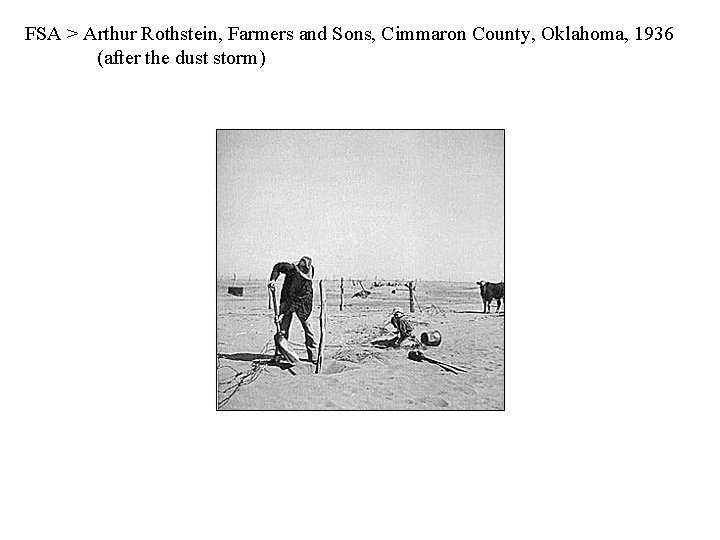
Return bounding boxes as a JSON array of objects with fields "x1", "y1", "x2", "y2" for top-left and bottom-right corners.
[{"x1": 217, "y1": 280, "x2": 504, "y2": 410}]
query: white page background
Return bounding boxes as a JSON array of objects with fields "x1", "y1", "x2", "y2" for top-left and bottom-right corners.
[{"x1": 3, "y1": 2, "x2": 718, "y2": 539}]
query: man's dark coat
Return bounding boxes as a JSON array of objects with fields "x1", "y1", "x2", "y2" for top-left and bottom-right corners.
[{"x1": 270, "y1": 262, "x2": 313, "y2": 321}]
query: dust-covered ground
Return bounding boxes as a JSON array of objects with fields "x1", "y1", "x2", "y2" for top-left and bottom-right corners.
[{"x1": 217, "y1": 279, "x2": 504, "y2": 410}]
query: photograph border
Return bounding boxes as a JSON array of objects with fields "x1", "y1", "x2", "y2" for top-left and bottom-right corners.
[{"x1": 216, "y1": 129, "x2": 505, "y2": 411}]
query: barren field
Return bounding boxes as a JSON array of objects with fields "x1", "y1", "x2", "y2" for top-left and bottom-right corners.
[{"x1": 217, "y1": 280, "x2": 504, "y2": 410}]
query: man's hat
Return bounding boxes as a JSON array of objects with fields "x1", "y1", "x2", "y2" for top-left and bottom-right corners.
[{"x1": 294, "y1": 256, "x2": 314, "y2": 281}]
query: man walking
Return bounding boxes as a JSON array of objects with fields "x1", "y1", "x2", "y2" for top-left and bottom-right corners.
[{"x1": 268, "y1": 256, "x2": 317, "y2": 364}]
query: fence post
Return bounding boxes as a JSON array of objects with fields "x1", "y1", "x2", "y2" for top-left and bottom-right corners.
[
  {"x1": 340, "y1": 276, "x2": 344, "y2": 311},
  {"x1": 407, "y1": 281, "x2": 416, "y2": 313},
  {"x1": 316, "y1": 280, "x2": 327, "y2": 374}
]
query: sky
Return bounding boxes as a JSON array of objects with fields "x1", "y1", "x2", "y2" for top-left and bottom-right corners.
[{"x1": 217, "y1": 130, "x2": 503, "y2": 282}]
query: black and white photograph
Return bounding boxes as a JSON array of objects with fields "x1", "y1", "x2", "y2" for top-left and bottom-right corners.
[{"x1": 217, "y1": 129, "x2": 504, "y2": 410}]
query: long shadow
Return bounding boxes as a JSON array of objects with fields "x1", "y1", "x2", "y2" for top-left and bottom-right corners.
[
  {"x1": 370, "y1": 337, "x2": 422, "y2": 349},
  {"x1": 217, "y1": 352, "x2": 274, "y2": 362},
  {"x1": 217, "y1": 351, "x2": 297, "y2": 375},
  {"x1": 371, "y1": 337, "x2": 399, "y2": 349}
]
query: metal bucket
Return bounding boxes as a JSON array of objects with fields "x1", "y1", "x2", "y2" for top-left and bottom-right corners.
[{"x1": 420, "y1": 330, "x2": 442, "y2": 346}]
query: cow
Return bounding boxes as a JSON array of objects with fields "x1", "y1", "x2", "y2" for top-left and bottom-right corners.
[{"x1": 476, "y1": 281, "x2": 504, "y2": 313}]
